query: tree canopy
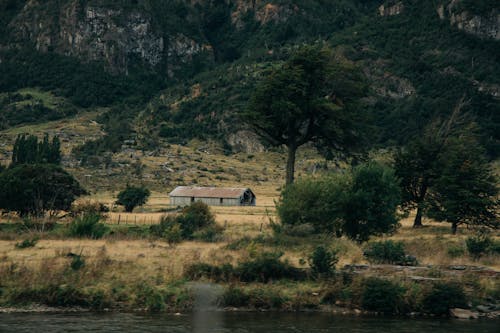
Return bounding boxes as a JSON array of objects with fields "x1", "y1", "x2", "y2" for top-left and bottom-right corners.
[
  {"x1": 12, "y1": 133, "x2": 61, "y2": 166},
  {"x1": 394, "y1": 101, "x2": 474, "y2": 227},
  {"x1": 244, "y1": 45, "x2": 367, "y2": 184},
  {"x1": 427, "y1": 136, "x2": 499, "y2": 233},
  {"x1": 277, "y1": 162, "x2": 401, "y2": 242},
  {"x1": 0, "y1": 164, "x2": 86, "y2": 217},
  {"x1": 115, "y1": 185, "x2": 151, "y2": 212}
]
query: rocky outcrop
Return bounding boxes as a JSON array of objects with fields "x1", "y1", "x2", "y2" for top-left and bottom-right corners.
[
  {"x1": 378, "y1": 2, "x2": 404, "y2": 17},
  {"x1": 231, "y1": 1, "x2": 298, "y2": 30},
  {"x1": 226, "y1": 130, "x2": 265, "y2": 153},
  {"x1": 8, "y1": 0, "x2": 211, "y2": 74},
  {"x1": 438, "y1": 1, "x2": 499, "y2": 40}
]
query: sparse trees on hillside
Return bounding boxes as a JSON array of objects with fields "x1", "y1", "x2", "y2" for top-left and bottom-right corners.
[{"x1": 244, "y1": 45, "x2": 367, "y2": 184}]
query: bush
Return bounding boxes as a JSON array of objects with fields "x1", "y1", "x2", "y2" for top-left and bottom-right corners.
[
  {"x1": 309, "y1": 246, "x2": 338, "y2": 278},
  {"x1": 237, "y1": 252, "x2": 305, "y2": 283},
  {"x1": 177, "y1": 202, "x2": 216, "y2": 238},
  {"x1": 447, "y1": 244, "x2": 465, "y2": 258},
  {"x1": 422, "y1": 282, "x2": 467, "y2": 315},
  {"x1": 163, "y1": 222, "x2": 183, "y2": 245},
  {"x1": 220, "y1": 287, "x2": 250, "y2": 307},
  {"x1": 15, "y1": 237, "x2": 39, "y2": 249},
  {"x1": 151, "y1": 202, "x2": 217, "y2": 241},
  {"x1": 184, "y1": 252, "x2": 306, "y2": 283},
  {"x1": 184, "y1": 263, "x2": 234, "y2": 282},
  {"x1": 466, "y1": 234, "x2": 494, "y2": 259},
  {"x1": 192, "y1": 224, "x2": 225, "y2": 242},
  {"x1": 68, "y1": 213, "x2": 109, "y2": 239},
  {"x1": 364, "y1": 240, "x2": 409, "y2": 265},
  {"x1": 70, "y1": 254, "x2": 85, "y2": 271},
  {"x1": 361, "y1": 277, "x2": 405, "y2": 314}
]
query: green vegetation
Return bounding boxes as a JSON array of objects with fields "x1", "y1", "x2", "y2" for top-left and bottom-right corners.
[
  {"x1": 466, "y1": 233, "x2": 500, "y2": 259},
  {"x1": 309, "y1": 245, "x2": 338, "y2": 278},
  {"x1": 422, "y1": 283, "x2": 468, "y2": 315},
  {"x1": 244, "y1": 45, "x2": 366, "y2": 184},
  {"x1": 0, "y1": 91, "x2": 77, "y2": 129},
  {"x1": 116, "y1": 185, "x2": 151, "y2": 212},
  {"x1": 361, "y1": 277, "x2": 405, "y2": 314},
  {"x1": 341, "y1": 162, "x2": 401, "y2": 242},
  {"x1": 0, "y1": 164, "x2": 86, "y2": 217},
  {"x1": 364, "y1": 240, "x2": 407, "y2": 265},
  {"x1": 427, "y1": 136, "x2": 499, "y2": 233},
  {"x1": 277, "y1": 162, "x2": 401, "y2": 241},
  {"x1": 14, "y1": 237, "x2": 39, "y2": 249},
  {"x1": 68, "y1": 213, "x2": 109, "y2": 239},
  {"x1": 151, "y1": 202, "x2": 221, "y2": 241},
  {"x1": 11, "y1": 133, "x2": 61, "y2": 165}
]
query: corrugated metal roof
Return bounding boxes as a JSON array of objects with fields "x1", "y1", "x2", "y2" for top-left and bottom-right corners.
[{"x1": 169, "y1": 186, "x2": 254, "y2": 199}]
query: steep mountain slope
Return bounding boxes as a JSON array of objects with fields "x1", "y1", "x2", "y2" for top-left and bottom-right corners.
[{"x1": 0, "y1": 0, "x2": 498, "y2": 164}]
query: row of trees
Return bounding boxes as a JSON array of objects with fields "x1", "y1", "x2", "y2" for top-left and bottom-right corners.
[{"x1": 248, "y1": 46, "x2": 498, "y2": 235}]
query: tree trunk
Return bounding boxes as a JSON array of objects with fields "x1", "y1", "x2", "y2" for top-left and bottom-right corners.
[
  {"x1": 451, "y1": 221, "x2": 458, "y2": 234},
  {"x1": 285, "y1": 145, "x2": 297, "y2": 185},
  {"x1": 413, "y1": 205, "x2": 423, "y2": 228}
]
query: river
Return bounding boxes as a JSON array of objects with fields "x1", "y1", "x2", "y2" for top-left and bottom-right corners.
[{"x1": 0, "y1": 312, "x2": 498, "y2": 333}]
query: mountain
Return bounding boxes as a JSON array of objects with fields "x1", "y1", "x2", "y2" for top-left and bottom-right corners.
[{"x1": 0, "y1": 0, "x2": 499, "y2": 164}]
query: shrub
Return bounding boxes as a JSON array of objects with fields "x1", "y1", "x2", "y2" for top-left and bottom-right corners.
[
  {"x1": 192, "y1": 224, "x2": 225, "y2": 242},
  {"x1": 309, "y1": 245, "x2": 338, "y2": 278},
  {"x1": 184, "y1": 263, "x2": 234, "y2": 282},
  {"x1": 363, "y1": 240, "x2": 406, "y2": 264},
  {"x1": 15, "y1": 237, "x2": 39, "y2": 249},
  {"x1": 68, "y1": 213, "x2": 108, "y2": 239},
  {"x1": 163, "y1": 222, "x2": 183, "y2": 245},
  {"x1": 70, "y1": 254, "x2": 85, "y2": 271},
  {"x1": 237, "y1": 252, "x2": 305, "y2": 283},
  {"x1": 447, "y1": 244, "x2": 465, "y2": 258},
  {"x1": 152, "y1": 202, "x2": 217, "y2": 241},
  {"x1": 422, "y1": 282, "x2": 467, "y2": 315},
  {"x1": 220, "y1": 287, "x2": 250, "y2": 307},
  {"x1": 466, "y1": 234, "x2": 494, "y2": 259},
  {"x1": 177, "y1": 202, "x2": 216, "y2": 238},
  {"x1": 361, "y1": 277, "x2": 405, "y2": 314}
]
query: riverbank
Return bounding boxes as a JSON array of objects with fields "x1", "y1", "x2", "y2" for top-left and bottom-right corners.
[{"x1": 0, "y1": 212, "x2": 498, "y2": 318}]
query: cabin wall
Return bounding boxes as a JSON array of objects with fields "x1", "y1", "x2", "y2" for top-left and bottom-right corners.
[{"x1": 170, "y1": 196, "x2": 242, "y2": 207}]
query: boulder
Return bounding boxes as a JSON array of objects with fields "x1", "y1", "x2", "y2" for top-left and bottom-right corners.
[{"x1": 450, "y1": 308, "x2": 478, "y2": 319}]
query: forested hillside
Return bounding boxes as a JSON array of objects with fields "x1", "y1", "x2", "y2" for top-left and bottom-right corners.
[{"x1": 0, "y1": 0, "x2": 498, "y2": 162}]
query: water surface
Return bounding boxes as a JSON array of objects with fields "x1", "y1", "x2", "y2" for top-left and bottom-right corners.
[{"x1": 0, "y1": 312, "x2": 498, "y2": 333}]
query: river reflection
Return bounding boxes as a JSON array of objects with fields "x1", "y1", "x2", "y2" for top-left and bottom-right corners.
[{"x1": 0, "y1": 312, "x2": 498, "y2": 333}]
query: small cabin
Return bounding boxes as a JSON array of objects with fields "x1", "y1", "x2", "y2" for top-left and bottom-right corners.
[{"x1": 169, "y1": 186, "x2": 256, "y2": 207}]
